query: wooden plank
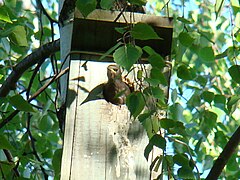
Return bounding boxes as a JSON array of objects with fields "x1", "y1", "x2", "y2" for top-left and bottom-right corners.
[
  {"x1": 65, "y1": 61, "x2": 150, "y2": 179},
  {"x1": 75, "y1": 9, "x2": 173, "y2": 28},
  {"x1": 60, "y1": 60, "x2": 81, "y2": 180}
]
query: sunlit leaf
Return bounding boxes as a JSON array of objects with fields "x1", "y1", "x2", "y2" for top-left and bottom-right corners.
[
  {"x1": 227, "y1": 95, "x2": 240, "y2": 112},
  {"x1": 131, "y1": 23, "x2": 162, "y2": 40},
  {"x1": 9, "y1": 26, "x2": 28, "y2": 46},
  {"x1": 228, "y1": 65, "x2": 240, "y2": 84},
  {"x1": 113, "y1": 44, "x2": 142, "y2": 71},
  {"x1": 199, "y1": 46, "x2": 215, "y2": 63},
  {"x1": 9, "y1": 94, "x2": 35, "y2": 112},
  {"x1": 0, "y1": 6, "x2": 12, "y2": 23}
]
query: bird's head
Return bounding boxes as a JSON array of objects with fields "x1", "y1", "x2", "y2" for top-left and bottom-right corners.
[{"x1": 107, "y1": 65, "x2": 122, "y2": 80}]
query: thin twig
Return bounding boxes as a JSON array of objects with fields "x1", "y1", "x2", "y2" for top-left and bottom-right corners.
[{"x1": 0, "y1": 67, "x2": 69, "y2": 130}]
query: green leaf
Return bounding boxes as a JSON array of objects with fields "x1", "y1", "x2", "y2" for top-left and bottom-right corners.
[
  {"x1": 150, "y1": 68, "x2": 167, "y2": 86},
  {"x1": 150, "y1": 156, "x2": 162, "y2": 172},
  {"x1": 171, "y1": 89, "x2": 178, "y2": 102},
  {"x1": 195, "y1": 75, "x2": 207, "y2": 87},
  {"x1": 39, "y1": 115, "x2": 52, "y2": 132},
  {"x1": 9, "y1": 94, "x2": 35, "y2": 112},
  {"x1": 129, "y1": 0, "x2": 147, "y2": 6},
  {"x1": 151, "y1": 87, "x2": 165, "y2": 100},
  {"x1": 52, "y1": 149, "x2": 62, "y2": 177},
  {"x1": 113, "y1": 44, "x2": 142, "y2": 71},
  {"x1": 0, "y1": 161, "x2": 15, "y2": 177},
  {"x1": 179, "y1": 32, "x2": 195, "y2": 47},
  {"x1": 173, "y1": 153, "x2": 190, "y2": 167},
  {"x1": 177, "y1": 167, "x2": 195, "y2": 179},
  {"x1": 138, "y1": 112, "x2": 152, "y2": 123},
  {"x1": 199, "y1": 46, "x2": 215, "y2": 63},
  {"x1": 214, "y1": 95, "x2": 226, "y2": 104},
  {"x1": 115, "y1": 27, "x2": 128, "y2": 34},
  {"x1": 228, "y1": 65, "x2": 240, "y2": 84},
  {"x1": 100, "y1": 0, "x2": 114, "y2": 9},
  {"x1": 143, "y1": 46, "x2": 156, "y2": 55},
  {"x1": 131, "y1": 23, "x2": 162, "y2": 40},
  {"x1": 144, "y1": 143, "x2": 153, "y2": 160},
  {"x1": 177, "y1": 65, "x2": 195, "y2": 80},
  {"x1": 201, "y1": 91, "x2": 215, "y2": 104},
  {"x1": 76, "y1": 0, "x2": 97, "y2": 17},
  {"x1": 177, "y1": 17, "x2": 192, "y2": 24},
  {"x1": 148, "y1": 53, "x2": 165, "y2": 70},
  {"x1": 80, "y1": 83, "x2": 104, "y2": 105},
  {"x1": 170, "y1": 103, "x2": 185, "y2": 121},
  {"x1": 0, "y1": 6, "x2": 12, "y2": 23},
  {"x1": 149, "y1": 134, "x2": 166, "y2": 150},
  {"x1": 160, "y1": 118, "x2": 176, "y2": 129},
  {"x1": 99, "y1": 42, "x2": 123, "y2": 61},
  {"x1": 0, "y1": 135, "x2": 14, "y2": 150},
  {"x1": 227, "y1": 95, "x2": 240, "y2": 112},
  {"x1": 126, "y1": 92, "x2": 145, "y2": 118},
  {"x1": 9, "y1": 26, "x2": 28, "y2": 46},
  {"x1": 203, "y1": 155, "x2": 214, "y2": 170},
  {"x1": 202, "y1": 110, "x2": 218, "y2": 129}
]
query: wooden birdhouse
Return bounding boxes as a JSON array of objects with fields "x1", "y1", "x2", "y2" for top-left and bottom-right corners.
[{"x1": 59, "y1": 1, "x2": 173, "y2": 179}]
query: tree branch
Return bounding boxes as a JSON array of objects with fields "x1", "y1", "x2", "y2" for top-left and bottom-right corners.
[
  {"x1": 0, "y1": 67, "x2": 69, "y2": 130},
  {"x1": 0, "y1": 39, "x2": 60, "y2": 97},
  {"x1": 206, "y1": 125, "x2": 240, "y2": 180}
]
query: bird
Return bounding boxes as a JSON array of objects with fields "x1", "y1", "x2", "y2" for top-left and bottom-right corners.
[{"x1": 103, "y1": 64, "x2": 132, "y2": 105}]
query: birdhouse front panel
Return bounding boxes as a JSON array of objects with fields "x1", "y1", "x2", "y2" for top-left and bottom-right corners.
[{"x1": 61, "y1": 60, "x2": 152, "y2": 179}]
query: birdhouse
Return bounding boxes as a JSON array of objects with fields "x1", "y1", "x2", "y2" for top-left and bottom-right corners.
[{"x1": 59, "y1": 1, "x2": 173, "y2": 179}]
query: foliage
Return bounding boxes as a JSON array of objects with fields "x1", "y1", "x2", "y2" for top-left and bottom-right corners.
[{"x1": 0, "y1": 0, "x2": 239, "y2": 180}]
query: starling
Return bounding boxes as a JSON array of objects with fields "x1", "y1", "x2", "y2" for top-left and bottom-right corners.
[{"x1": 103, "y1": 65, "x2": 132, "y2": 105}]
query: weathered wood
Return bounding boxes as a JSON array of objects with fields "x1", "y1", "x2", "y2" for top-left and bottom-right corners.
[
  {"x1": 61, "y1": 61, "x2": 151, "y2": 179},
  {"x1": 59, "y1": 2, "x2": 173, "y2": 179}
]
